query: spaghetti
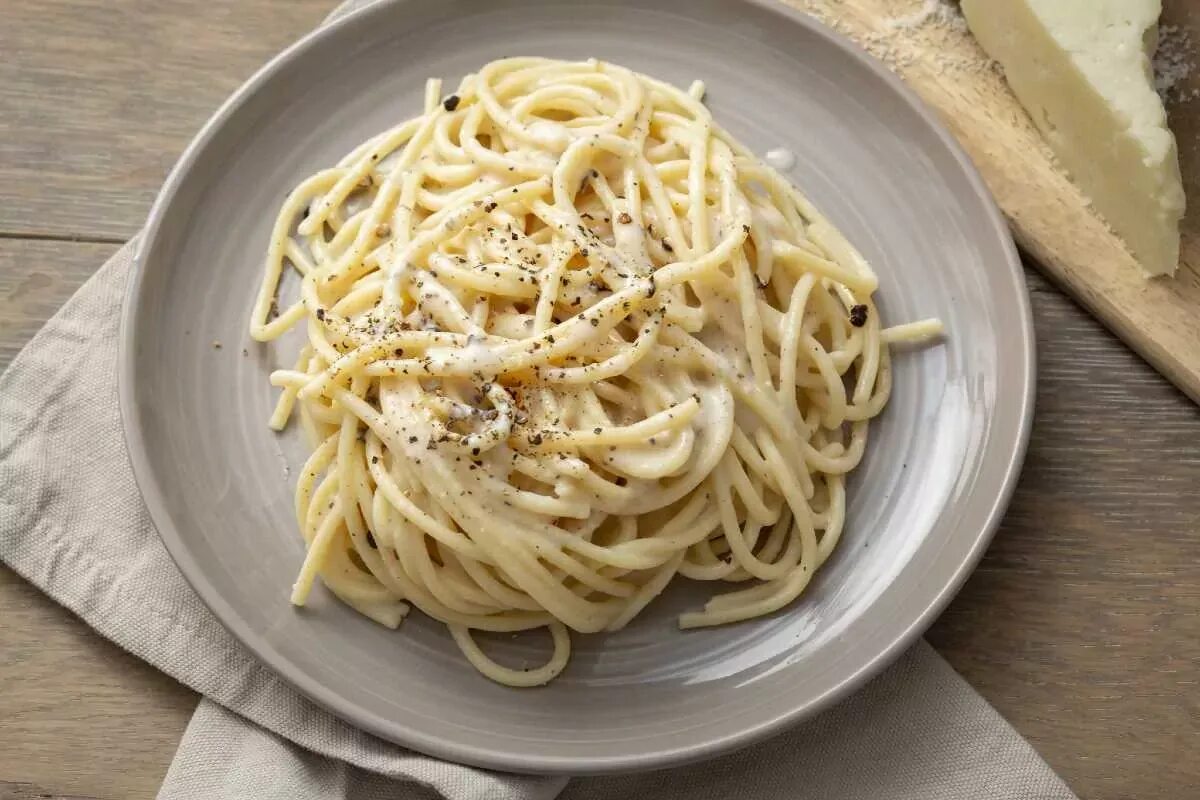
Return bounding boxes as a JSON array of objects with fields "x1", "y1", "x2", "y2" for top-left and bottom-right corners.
[{"x1": 249, "y1": 57, "x2": 942, "y2": 686}]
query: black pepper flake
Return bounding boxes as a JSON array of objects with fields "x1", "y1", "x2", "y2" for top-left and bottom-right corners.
[
  {"x1": 593, "y1": 427, "x2": 602, "y2": 434},
  {"x1": 528, "y1": 432, "x2": 544, "y2": 445},
  {"x1": 443, "y1": 94, "x2": 461, "y2": 111},
  {"x1": 366, "y1": 532, "x2": 378, "y2": 549},
  {"x1": 662, "y1": 240, "x2": 674, "y2": 253},
  {"x1": 849, "y1": 304, "x2": 869, "y2": 327},
  {"x1": 484, "y1": 202, "x2": 497, "y2": 212},
  {"x1": 315, "y1": 308, "x2": 326, "y2": 321},
  {"x1": 408, "y1": 436, "x2": 418, "y2": 443},
  {"x1": 617, "y1": 212, "x2": 632, "y2": 225}
]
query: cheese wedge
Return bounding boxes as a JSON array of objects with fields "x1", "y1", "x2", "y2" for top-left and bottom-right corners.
[{"x1": 962, "y1": 0, "x2": 1186, "y2": 276}]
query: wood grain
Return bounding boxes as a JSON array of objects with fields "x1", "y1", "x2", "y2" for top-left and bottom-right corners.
[
  {"x1": 1, "y1": 1, "x2": 1198, "y2": 800},
  {"x1": 0, "y1": 0, "x2": 331, "y2": 242},
  {"x1": 787, "y1": 0, "x2": 1200, "y2": 405},
  {"x1": 0, "y1": 782, "x2": 103, "y2": 800}
]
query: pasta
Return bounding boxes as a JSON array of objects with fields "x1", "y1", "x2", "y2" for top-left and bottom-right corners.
[{"x1": 249, "y1": 57, "x2": 942, "y2": 686}]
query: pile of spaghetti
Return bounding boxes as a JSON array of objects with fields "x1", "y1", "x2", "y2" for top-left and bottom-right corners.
[{"x1": 250, "y1": 57, "x2": 940, "y2": 686}]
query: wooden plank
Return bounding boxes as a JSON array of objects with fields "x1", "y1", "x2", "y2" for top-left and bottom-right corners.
[
  {"x1": 0, "y1": 781, "x2": 105, "y2": 800},
  {"x1": 789, "y1": 0, "x2": 1200, "y2": 405},
  {"x1": 0, "y1": 567, "x2": 196, "y2": 800},
  {"x1": 0, "y1": 0, "x2": 330, "y2": 241}
]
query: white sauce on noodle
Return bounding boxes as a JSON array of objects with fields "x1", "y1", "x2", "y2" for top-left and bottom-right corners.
[{"x1": 764, "y1": 147, "x2": 796, "y2": 171}]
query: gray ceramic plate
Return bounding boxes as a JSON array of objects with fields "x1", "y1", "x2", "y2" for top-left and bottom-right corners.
[{"x1": 121, "y1": 0, "x2": 1034, "y2": 774}]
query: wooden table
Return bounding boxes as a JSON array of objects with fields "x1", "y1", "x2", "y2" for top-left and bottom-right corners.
[{"x1": 1, "y1": 2, "x2": 1197, "y2": 798}]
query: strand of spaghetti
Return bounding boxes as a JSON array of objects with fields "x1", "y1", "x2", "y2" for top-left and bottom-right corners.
[
  {"x1": 882, "y1": 318, "x2": 946, "y2": 343},
  {"x1": 450, "y1": 622, "x2": 571, "y2": 687}
]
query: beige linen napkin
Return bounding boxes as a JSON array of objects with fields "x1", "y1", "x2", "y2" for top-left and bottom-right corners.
[{"x1": 0, "y1": 3, "x2": 1078, "y2": 798}]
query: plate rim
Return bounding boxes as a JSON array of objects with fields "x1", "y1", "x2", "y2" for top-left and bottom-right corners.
[{"x1": 119, "y1": 0, "x2": 1035, "y2": 774}]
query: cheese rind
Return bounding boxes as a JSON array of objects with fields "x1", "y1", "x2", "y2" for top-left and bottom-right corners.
[{"x1": 962, "y1": 0, "x2": 1185, "y2": 276}]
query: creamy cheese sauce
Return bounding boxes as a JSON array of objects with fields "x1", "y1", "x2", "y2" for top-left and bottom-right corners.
[{"x1": 764, "y1": 147, "x2": 796, "y2": 171}]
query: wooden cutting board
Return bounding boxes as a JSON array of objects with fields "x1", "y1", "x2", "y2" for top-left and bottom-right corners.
[{"x1": 784, "y1": 0, "x2": 1200, "y2": 404}]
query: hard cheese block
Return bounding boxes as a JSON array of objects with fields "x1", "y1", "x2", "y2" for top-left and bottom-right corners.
[{"x1": 962, "y1": 0, "x2": 1186, "y2": 276}]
